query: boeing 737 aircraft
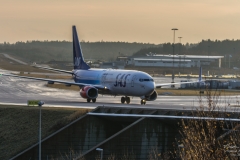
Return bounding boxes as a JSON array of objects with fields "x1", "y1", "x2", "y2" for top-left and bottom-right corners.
[{"x1": 1, "y1": 26, "x2": 201, "y2": 105}]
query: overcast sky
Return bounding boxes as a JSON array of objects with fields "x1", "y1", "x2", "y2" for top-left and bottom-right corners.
[{"x1": 1, "y1": 0, "x2": 240, "y2": 44}]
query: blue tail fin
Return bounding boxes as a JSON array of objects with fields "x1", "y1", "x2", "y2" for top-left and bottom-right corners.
[
  {"x1": 72, "y1": 25, "x2": 90, "y2": 70},
  {"x1": 198, "y1": 66, "x2": 202, "y2": 82}
]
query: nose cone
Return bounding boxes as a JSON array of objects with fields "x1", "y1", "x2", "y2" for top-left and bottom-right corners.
[{"x1": 145, "y1": 82, "x2": 155, "y2": 95}]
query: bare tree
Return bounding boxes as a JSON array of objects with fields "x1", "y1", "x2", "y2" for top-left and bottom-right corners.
[{"x1": 176, "y1": 88, "x2": 240, "y2": 159}]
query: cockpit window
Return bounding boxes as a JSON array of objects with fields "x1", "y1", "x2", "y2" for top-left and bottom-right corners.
[
  {"x1": 139, "y1": 78, "x2": 154, "y2": 82},
  {"x1": 147, "y1": 79, "x2": 154, "y2": 81}
]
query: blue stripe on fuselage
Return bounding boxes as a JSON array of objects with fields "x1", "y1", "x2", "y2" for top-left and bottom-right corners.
[
  {"x1": 75, "y1": 79, "x2": 100, "y2": 84},
  {"x1": 73, "y1": 69, "x2": 102, "y2": 85}
]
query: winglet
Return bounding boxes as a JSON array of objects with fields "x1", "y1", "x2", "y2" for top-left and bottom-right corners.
[{"x1": 72, "y1": 25, "x2": 90, "y2": 70}]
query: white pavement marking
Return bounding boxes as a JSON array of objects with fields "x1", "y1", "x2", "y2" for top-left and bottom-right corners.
[{"x1": 2, "y1": 53, "x2": 28, "y2": 65}]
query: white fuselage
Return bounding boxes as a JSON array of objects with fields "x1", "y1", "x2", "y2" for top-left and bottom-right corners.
[{"x1": 73, "y1": 69, "x2": 155, "y2": 97}]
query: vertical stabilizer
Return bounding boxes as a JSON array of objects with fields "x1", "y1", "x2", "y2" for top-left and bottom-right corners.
[
  {"x1": 72, "y1": 26, "x2": 90, "y2": 70},
  {"x1": 198, "y1": 66, "x2": 202, "y2": 82}
]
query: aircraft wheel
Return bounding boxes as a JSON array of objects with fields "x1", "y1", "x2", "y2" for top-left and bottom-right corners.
[
  {"x1": 121, "y1": 97, "x2": 126, "y2": 104},
  {"x1": 126, "y1": 97, "x2": 130, "y2": 104},
  {"x1": 141, "y1": 99, "x2": 146, "y2": 105},
  {"x1": 92, "y1": 99, "x2": 96, "y2": 103},
  {"x1": 87, "y1": 99, "x2": 91, "y2": 103}
]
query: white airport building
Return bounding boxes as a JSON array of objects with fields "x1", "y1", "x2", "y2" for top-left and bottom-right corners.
[{"x1": 127, "y1": 54, "x2": 224, "y2": 68}]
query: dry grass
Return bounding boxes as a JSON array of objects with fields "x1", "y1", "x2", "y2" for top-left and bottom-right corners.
[
  {"x1": 46, "y1": 83, "x2": 80, "y2": 91},
  {"x1": 0, "y1": 105, "x2": 91, "y2": 160}
]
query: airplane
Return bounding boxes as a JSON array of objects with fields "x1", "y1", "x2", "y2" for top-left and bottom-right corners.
[{"x1": 0, "y1": 26, "x2": 201, "y2": 105}]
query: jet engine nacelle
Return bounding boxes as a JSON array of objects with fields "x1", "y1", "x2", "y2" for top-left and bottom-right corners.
[
  {"x1": 143, "y1": 90, "x2": 158, "y2": 101},
  {"x1": 80, "y1": 86, "x2": 98, "y2": 99}
]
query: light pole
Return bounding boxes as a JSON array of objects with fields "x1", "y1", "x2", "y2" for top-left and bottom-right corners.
[
  {"x1": 38, "y1": 101, "x2": 44, "y2": 160},
  {"x1": 208, "y1": 46, "x2": 210, "y2": 65},
  {"x1": 178, "y1": 37, "x2": 182, "y2": 44},
  {"x1": 171, "y1": 28, "x2": 178, "y2": 87},
  {"x1": 178, "y1": 36, "x2": 182, "y2": 56},
  {"x1": 225, "y1": 55, "x2": 226, "y2": 68},
  {"x1": 178, "y1": 37, "x2": 182, "y2": 71},
  {"x1": 229, "y1": 55, "x2": 232, "y2": 68},
  {"x1": 233, "y1": 48, "x2": 235, "y2": 67},
  {"x1": 96, "y1": 148, "x2": 103, "y2": 160}
]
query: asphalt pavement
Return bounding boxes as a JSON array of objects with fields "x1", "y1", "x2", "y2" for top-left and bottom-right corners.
[{"x1": 0, "y1": 72, "x2": 240, "y2": 113}]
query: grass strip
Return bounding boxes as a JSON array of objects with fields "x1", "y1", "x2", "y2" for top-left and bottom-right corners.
[{"x1": 0, "y1": 105, "x2": 91, "y2": 159}]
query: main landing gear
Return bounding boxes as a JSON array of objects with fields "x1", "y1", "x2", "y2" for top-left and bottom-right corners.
[
  {"x1": 140, "y1": 99, "x2": 146, "y2": 105},
  {"x1": 120, "y1": 97, "x2": 146, "y2": 105},
  {"x1": 121, "y1": 96, "x2": 131, "y2": 104},
  {"x1": 87, "y1": 98, "x2": 96, "y2": 103}
]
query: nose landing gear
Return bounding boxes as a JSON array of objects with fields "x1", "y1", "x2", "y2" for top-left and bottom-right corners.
[{"x1": 140, "y1": 99, "x2": 146, "y2": 105}]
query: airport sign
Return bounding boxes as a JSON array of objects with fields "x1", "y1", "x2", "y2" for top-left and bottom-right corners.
[{"x1": 28, "y1": 100, "x2": 40, "y2": 106}]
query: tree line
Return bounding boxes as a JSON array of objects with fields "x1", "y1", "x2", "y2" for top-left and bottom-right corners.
[
  {"x1": 0, "y1": 39, "x2": 239, "y2": 65},
  {"x1": 0, "y1": 41, "x2": 156, "y2": 63},
  {"x1": 133, "y1": 39, "x2": 240, "y2": 57}
]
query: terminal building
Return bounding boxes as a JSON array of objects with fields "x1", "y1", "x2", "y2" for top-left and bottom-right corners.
[{"x1": 127, "y1": 54, "x2": 224, "y2": 68}]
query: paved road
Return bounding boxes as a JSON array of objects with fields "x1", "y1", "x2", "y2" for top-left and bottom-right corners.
[{"x1": 0, "y1": 69, "x2": 239, "y2": 112}]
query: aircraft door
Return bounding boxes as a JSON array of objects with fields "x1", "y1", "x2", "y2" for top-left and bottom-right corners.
[{"x1": 131, "y1": 75, "x2": 136, "y2": 87}]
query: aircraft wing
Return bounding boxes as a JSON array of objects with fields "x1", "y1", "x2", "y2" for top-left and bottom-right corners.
[
  {"x1": 33, "y1": 65, "x2": 73, "y2": 74},
  {"x1": 155, "y1": 67, "x2": 203, "y2": 88},
  {"x1": 155, "y1": 81, "x2": 199, "y2": 88},
  {"x1": 0, "y1": 73, "x2": 107, "y2": 90}
]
